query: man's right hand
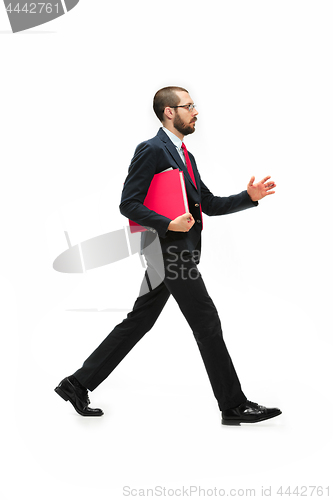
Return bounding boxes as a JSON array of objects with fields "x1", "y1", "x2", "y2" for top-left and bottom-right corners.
[{"x1": 168, "y1": 213, "x2": 195, "y2": 232}]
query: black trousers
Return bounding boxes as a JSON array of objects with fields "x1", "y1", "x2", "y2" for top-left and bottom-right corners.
[{"x1": 73, "y1": 250, "x2": 247, "y2": 411}]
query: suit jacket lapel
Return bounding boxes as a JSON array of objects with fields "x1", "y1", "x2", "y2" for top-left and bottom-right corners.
[
  {"x1": 157, "y1": 128, "x2": 198, "y2": 191},
  {"x1": 187, "y1": 151, "x2": 200, "y2": 193}
]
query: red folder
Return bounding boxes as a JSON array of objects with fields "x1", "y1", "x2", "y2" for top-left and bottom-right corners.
[{"x1": 129, "y1": 169, "x2": 189, "y2": 233}]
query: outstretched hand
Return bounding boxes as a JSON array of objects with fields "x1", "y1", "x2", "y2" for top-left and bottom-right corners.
[{"x1": 247, "y1": 176, "x2": 276, "y2": 202}]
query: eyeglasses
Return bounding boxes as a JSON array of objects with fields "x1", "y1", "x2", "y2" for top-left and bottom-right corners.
[{"x1": 170, "y1": 104, "x2": 197, "y2": 112}]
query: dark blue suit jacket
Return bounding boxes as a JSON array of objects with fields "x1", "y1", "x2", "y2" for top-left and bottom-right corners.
[{"x1": 120, "y1": 128, "x2": 257, "y2": 255}]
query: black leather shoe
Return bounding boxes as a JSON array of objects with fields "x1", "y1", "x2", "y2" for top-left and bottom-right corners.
[
  {"x1": 222, "y1": 400, "x2": 281, "y2": 425},
  {"x1": 54, "y1": 377, "x2": 104, "y2": 416}
]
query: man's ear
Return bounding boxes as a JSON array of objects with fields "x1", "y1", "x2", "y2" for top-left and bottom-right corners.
[{"x1": 163, "y1": 107, "x2": 174, "y2": 121}]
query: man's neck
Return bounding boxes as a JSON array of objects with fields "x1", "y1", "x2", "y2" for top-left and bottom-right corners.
[{"x1": 162, "y1": 123, "x2": 184, "y2": 141}]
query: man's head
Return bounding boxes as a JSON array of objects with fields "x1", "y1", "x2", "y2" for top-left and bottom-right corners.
[{"x1": 153, "y1": 86, "x2": 198, "y2": 139}]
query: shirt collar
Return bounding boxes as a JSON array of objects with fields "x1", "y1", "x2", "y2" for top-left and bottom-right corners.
[{"x1": 162, "y1": 127, "x2": 183, "y2": 151}]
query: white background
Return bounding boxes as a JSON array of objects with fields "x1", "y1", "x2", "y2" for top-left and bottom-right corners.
[{"x1": 1, "y1": 1, "x2": 332, "y2": 499}]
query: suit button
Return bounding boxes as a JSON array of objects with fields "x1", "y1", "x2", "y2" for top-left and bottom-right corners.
[
  {"x1": 196, "y1": 220, "x2": 201, "y2": 224},
  {"x1": 195, "y1": 203, "x2": 199, "y2": 207}
]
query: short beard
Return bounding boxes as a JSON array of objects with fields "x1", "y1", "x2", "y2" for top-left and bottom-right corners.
[{"x1": 173, "y1": 111, "x2": 196, "y2": 136}]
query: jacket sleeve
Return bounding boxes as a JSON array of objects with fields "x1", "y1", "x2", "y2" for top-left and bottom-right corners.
[
  {"x1": 119, "y1": 141, "x2": 172, "y2": 238},
  {"x1": 199, "y1": 177, "x2": 258, "y2": 216}
]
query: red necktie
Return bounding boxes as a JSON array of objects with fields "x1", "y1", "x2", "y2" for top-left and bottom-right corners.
[
  {"x1": 181, "y1": 142, "x2": 197, "y2": 187},
  {"x1": 181, "y1": 142, "x2": 203, "y2": 229}
]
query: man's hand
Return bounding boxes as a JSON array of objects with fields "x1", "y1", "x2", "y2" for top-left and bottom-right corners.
[
  {"x1": 247, "y1": 175, "x2": 276, "y2": 202},
  {"x1": 168, "y1": 213, "x2": 195, "y2": 232}
]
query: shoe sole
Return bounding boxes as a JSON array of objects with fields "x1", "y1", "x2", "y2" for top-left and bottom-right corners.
[
  {"x1": 54, "y1": 387, "x2": 103, "y2": 417},
  {"x1": 222, "y1": 410, "x2": 282, "y2": 426}
]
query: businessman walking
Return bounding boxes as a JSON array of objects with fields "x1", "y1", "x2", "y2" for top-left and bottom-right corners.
[{"x1": 55, "y1": 86, "x2": 282, "y2": 425}]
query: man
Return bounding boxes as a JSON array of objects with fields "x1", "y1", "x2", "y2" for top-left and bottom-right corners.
[{"x1": 55, "y1": 86, "x2": 281, "y2": 425}]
